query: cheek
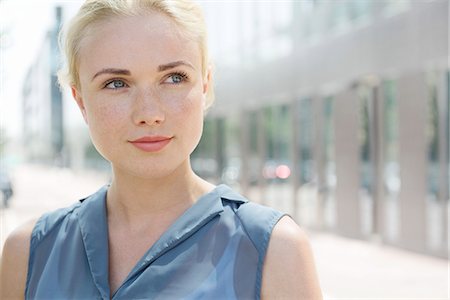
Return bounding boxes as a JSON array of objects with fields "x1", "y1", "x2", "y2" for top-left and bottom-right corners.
[
  {"x1": 167, "y1": 89, "x2": 204, "y2": 143},
  {"x1": 185, "y1": 94, "x2": 205, "y2": 148},
  {"x1": 163, "y1": 84, "x2": 205, "y2": 113},
  {"x1": 84, "y1": 97, "x2": 129, "y2": 135},
  {"x1": 84, "y1": 101, "x2": 129, "y2": 160},
  {"x1": 172, "y1": 90, "x2": 204, "y2": 123}
]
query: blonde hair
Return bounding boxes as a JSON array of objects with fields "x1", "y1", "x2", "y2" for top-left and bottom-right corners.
[{"x1": 58, "y1": 0, "x2": 214, "y2": 108}]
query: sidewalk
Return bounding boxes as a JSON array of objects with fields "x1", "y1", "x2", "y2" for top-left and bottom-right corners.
[
  {"x1": 1, "y1": 164, "x2": 448, "y2": 299},
  {"x1": 0, "y1": 164, "x2": 109, "y2": 248},
  {"x1": 309, "y1": 231, "x2": 448, "y2": 299}
]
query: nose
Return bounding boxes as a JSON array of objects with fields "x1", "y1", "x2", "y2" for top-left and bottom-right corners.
[{"x1": 132, "y1": 87, "x2": 165, "y2": 126}]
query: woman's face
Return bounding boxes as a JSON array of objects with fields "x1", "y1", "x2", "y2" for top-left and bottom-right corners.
[{"x1": 72, "y1": 12, "x2": 209, "y2": 179}]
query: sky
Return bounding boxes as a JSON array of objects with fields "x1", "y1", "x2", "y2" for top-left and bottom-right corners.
[
  {"x1": 0, "y1": 0, "x2": 218, "y2": 144},
  {"x1": 1, "y1": 0, "x2": 57, "y2": 141}
]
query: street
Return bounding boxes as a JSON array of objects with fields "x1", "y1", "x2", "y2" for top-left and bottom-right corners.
[
  {"x1": 0, "y1": 164, "x2": 448, "y2": 299},
  {"x1": 0, "y1": 164, "x2": 109, "y2": 248}
]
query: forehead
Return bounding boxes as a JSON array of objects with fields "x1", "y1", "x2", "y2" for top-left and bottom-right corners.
[{"x1": 77, "y1": 12, "x2": 201, "y2": 76}]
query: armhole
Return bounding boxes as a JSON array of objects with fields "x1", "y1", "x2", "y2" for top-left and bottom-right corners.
[
  {"x1": 24, "y1": 215, "x2": 47, "y2": 299},
  {"x1": 24, "y1": 203, "x2": 78, "y2": 298},
  {"x1": 235, "y1": 203, "x2": 287, "y2": 300}
]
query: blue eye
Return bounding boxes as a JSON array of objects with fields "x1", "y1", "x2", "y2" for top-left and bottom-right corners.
[
  {"x1": 171, "y1": 74, "x2": 183, "y2": 83},
  {"x1": 105, "y1": 79, "x2": 127, "y2": 89},
  {"x1": 165, "y1": 72, "x2": 188, "y2": 84}
]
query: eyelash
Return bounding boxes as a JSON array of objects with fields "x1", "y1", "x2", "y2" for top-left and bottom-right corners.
[
  {"x1": 103, "y1": 78, "x2": 128, "y2": 89},
  {"x1": 165, "y1": 71, "x2": 189, "y2": 84},
  {"x1": 102, "y1": 71, "x2": 189, "y2": 90}
]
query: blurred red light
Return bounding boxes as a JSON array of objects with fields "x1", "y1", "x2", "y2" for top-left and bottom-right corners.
[{"x1": 275, "y1": 165, "x2": 291, "y2": 179}]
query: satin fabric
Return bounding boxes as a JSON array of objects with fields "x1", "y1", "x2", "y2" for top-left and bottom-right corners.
[{"x1": 25, "y1": 184, "x2": 285, "y2": 299}]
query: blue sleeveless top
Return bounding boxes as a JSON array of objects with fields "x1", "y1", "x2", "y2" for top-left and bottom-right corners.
[{"x1": 25, "y1": 184, "x2": 286, "y2": 299}]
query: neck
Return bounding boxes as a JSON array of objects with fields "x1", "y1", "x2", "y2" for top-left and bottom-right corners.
[{"x1": 106, "y1": 160, "x2": 214, "y2": 227}]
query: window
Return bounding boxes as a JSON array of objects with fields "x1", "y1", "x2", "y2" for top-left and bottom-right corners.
[
  {"x1": 298, "y1": 98, "x2": 314, "y2": 184},
  {"x1": 323, "y1": 96, "x2": 336, "y2": 228},
  {"x1": 382, "y1": 79, "x2": 400, "y2": 241},
  {"x1": 191, "y1": 118, "x2": 219, "y2": 181}
]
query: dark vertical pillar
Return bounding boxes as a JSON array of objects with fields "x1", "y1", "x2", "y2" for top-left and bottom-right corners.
[
  {"x1": 313, "y1": 95, "x2": 325, "y2": 229},
  {"x1": 216, "y1": 118, "x2": 226, "y2": 182},
  {"x1": 291, "y1": 100, "x2": 300, "y2": 222},
  {"x1": 50, "y1": 6, "x2": 64, "y2": 165},
  {"x1": 334, "y1": 88, "x2": 362, "y2": 239},
  {"x1": 257, "y1": 109, "x2": 267, "y2": 205},
  {"x1": 397, "y1": 72, "x2": 427, "y2": 253},
  {"x1": 240, "y1": 111, "x2": 250, "y2": 195},
  {"x1": 437, "y1": 70, "x2": 449, "y2": 258},
  {"x1": 372, "y1": 84, "x2": 386, "y2": 240}
]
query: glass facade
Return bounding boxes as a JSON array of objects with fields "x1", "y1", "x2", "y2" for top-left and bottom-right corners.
[
  {"x1": 358, "y1": 86, "x2": 373, "y2": 195},
  {"x1": 193, "y1": 69, "x2": 447, "y2": 255},
  {"x1": 191, "y1": 118, "x2": 219, "y2": 182},
  {"x1": 358, "y1": 85, "x2": 374, "y2": 235},
  {"x1": 264, "y1": 105, "x2": 292, "y2": 177},
  {"x1": 447, "y1": 71, "x2": 450, "y2": 203},
  {"x1": 203, "y1": 0, "x2": 412, "y2": 70},
  {"x1": 193, "y1": 0, "x2": 444, "y2": 256},
  {"x1": 262, "y1": 104, "x2": 294, "y2": 213},
  {"x1": 382, "y1": 0, "x2": 411, "y2": 17},
  {"x1": 298, "y1": 98, "x2": 314, "y2": 185},
  {"x1": 382, "y1": 79, "x2": 400, "y2": 241},
  {"x1": 425, "y1": 71, "x2": 444, "y2": 250},
  {"x1": 426, "y1": 72, "x2": 440, "y2": 201},
  {"x1": 323, "y1": 96, "x2": 336, "y2": 228},
  {"x1": 247, "y1": 110, "x2": 260, "y2": 186}
]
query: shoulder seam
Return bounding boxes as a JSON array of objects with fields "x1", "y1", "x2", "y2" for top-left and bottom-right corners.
[
  {"x1": 24, "y1": 202, "x2": 81, "y2": 298},
  {"x1": 256, "y1": 211, "x2": 286, "y2": 298},
  {"x1": 233, "y1": 203, "x2": 259, "y2": 251},
  {"x1": 234, "y1": 202, "x2": 287, "y2": 300},
  {"x1": 33, "y1": 203, "x2": 80, "y2": 243}
]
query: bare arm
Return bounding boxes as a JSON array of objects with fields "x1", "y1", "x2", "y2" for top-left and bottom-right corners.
[
  {"x1": 261, "y1": 216, "x2": 323, "y2": 299},
  {"x1": 0, "y1": 220, "x2": 35, "y2": 300}
]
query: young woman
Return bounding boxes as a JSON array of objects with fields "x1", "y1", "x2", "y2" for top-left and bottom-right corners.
[{"x1": 0, "y1": 0, "x2": 322, "y2": 299}]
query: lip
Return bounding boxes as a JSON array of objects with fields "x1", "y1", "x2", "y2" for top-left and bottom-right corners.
[{"x1": 129, "y1": 136, "x2": 173, "y2": 152}]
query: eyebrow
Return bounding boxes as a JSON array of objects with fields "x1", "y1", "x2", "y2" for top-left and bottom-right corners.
[
  {"x1": 158, "y1": 60, "x2": 195, "y2": 72},
  {"x1": 92, "y1": 68, "x2": 131, "y2": 81},
  {"x1": 91, "y1": 61, "x2": 195, "y2": 81}
]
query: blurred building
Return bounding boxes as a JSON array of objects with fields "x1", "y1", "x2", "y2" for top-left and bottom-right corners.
[
  {"x1": 21, "y1": 3, "x2": 109, "y2": 171},
  {"x1": 194, "y1": 0, "x2": 449, "y2": 258},
  {"x1": 19, "y1": 0, "x2": 449, "y2": 258},
  {"x1": 22, "y1": 6, "x2": 65, "y2": 165}
]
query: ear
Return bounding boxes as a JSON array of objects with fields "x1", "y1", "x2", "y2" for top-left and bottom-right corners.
[
  {"x1": 202, "y1": 65, "x2": 213, "y2": 110},
  {"x1": 202, "y1": 65, "x2": 212, "y2": 96},
  {"x1": 71, "y1": 86, "x2": 88, "y2": 124}
]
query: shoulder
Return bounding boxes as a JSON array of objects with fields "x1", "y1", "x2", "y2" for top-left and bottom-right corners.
[
  {"x1": 261, "y1": 216, "x2": 323, "y2": 299},
  {"x1": 0, "y1": 219, "x2": 37, "y2": 299},
  {"x1": 235, "y1": 201, "x2": 284, "y2": 231},
  {"x1": 218, "y1": 185, "x2": 285, "y2": 249},
  {"x1": 218, "y1": 185, "x2": 286, "y2": 255},
  {"x1": 31, "y1": 202, "x2": 81, "y2": 242},
  {"x1": 232, "y1": 200, "x2": 285, "y2": 254},
  {"x1": 0, "y1": 201, "x2": 84, "y2": 299}
]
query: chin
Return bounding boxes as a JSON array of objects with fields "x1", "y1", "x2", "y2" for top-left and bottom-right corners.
[{"x1": 113, "y1": 158, "x2": 189, "y2": 181}]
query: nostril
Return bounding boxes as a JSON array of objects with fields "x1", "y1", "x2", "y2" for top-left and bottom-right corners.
[
  {"x1": 136, "y1": 112, "x2": 165, "y2": 126},
  {"x1": 132, "y1": 96, "x2": 165, "y2": 125}
]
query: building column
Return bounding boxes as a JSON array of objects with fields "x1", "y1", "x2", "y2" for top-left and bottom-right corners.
[
  {"x1": 239, "y1": 110, "x2": 250, "y2": 195},
  {"x1": 334, "y1": 88, "x2": 362, "y2": 239},
  {"x1": 257, "y1": 109, "x2": 267, "y2": 205},
  {"x1": 372, "y1": 83, "x2": 386, "y2": 240},
  {"x1": 291, "y1": 100, "x2": 300, "y2": 222},
  {"x1": 437, "y1": 70, "x2": 449, "y2": 258},
  {"x1": 397, "y1": 72, "x2": 428, "y2": 253}
]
